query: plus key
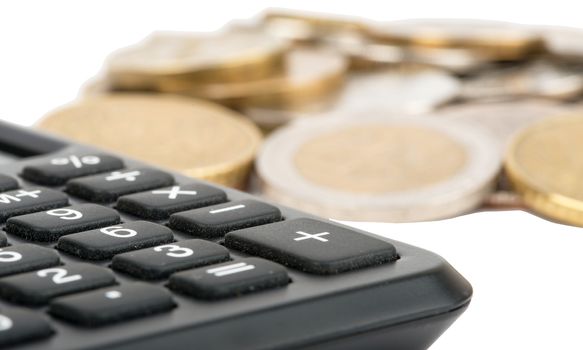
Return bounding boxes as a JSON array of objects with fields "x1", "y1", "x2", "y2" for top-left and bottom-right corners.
[{"x1": 225, "y1": 218, "x2": 399, "y2": 274}]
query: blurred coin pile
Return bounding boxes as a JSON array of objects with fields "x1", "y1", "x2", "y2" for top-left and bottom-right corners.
[{"x1": 40, "y1": 9, "x2": 583, "y2": 225}]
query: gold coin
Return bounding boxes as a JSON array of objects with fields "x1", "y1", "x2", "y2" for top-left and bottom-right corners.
[
  {"x1": 369, "y1": 19, "x2": 543, "y2": 61},
  {"x1": 106, "y1": 31, "x2": 287, "y2": 90},
  {"x1": 261, "y1": 9, "x2": 369, "y2": 43},
  {"x1": 505, "y1": 114, "x2": 583, "y2": 226},
  {"x1": 437, "y1": 100, "x2": 572, "y2": 155},
  {"x1": 161, "y1": 48, "x2": 347, "y2": 108},
  {"x1": 37, "y1": 95, "x2": 262, "y2": 189}
]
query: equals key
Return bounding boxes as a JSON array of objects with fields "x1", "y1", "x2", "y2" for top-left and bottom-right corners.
[{"x1": 169, "y1": 200, "x2": 282, "y2": 238}]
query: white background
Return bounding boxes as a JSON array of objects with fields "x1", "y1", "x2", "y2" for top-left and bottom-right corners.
[{"x1": 1, "y1": 1, "x2": 583, "y2": 349}]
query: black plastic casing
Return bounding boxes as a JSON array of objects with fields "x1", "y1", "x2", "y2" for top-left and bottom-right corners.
[{"x1": 0, "y1": 121, "x2": 472, "y2": 350}]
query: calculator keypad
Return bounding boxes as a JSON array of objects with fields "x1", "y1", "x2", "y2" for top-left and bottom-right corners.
[
  {"x1": 0, "y1": 188, "x2": 68, "y2": 223},
  {"x1": 6, "y1": 203, "x2": 121, "y2": 242},
  {"x1": 21, "y1": 154, "x2": 124, "y2": 186},
  {"x1": 0, "y1": 154, "x2": 400, "y2": 340},
  {"x1": 66, "y1": 168, "x2": 174, "y2": 202},
  {"x1": 57, "y1": 221, "x2": 174, "y2": 260},
  {"x1": 112, "y1": 239, "x2": 230, "y2": 280},
  {"x1": 117, "y1": 183, "x2": 227, "y2": 220},
  {"x1": 0, "y1": 263, "x2": 116, "y2": 306},
  {"x1": 169, "y1": 257, "x2": 289, "y2": 300},
  {"x1": 169, "y1": 199, "x2": 283, "y2": 238},
  {"x1": 49, "y1": 283, "x2": 176, "y2": 327}
]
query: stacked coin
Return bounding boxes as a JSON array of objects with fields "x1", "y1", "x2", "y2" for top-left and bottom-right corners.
[{"x1": 38, "y1": 9, "x2": 583, "y2": 224}]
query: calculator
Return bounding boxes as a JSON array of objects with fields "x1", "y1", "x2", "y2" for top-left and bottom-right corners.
[{"x1": 0, "y1": 121, "x2": 472, "y2": 350}]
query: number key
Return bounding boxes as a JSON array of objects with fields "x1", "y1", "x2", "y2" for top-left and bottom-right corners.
[
  {"x1": 57, "y1": 221, "x2": 174, "y2": 260},
  {"x1": 6, "y1": 203, "x2": 121, "y2": 241},
  {"x1": 0, "y1": 244, "x2": 60, "y2": 277},
  {"x1": 112, "y1": 239, "x2": 230, "y2": 280},
  {"x1": 0, "y1": 263, "x2": 116, "y2": 306},
  {"x1": 0, "y1": 308, "x2": 54, "y2": 347}
]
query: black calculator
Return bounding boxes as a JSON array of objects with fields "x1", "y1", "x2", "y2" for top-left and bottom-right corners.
[{"x1": 0, "y1": 121, "x2": 472, "y2": 350}]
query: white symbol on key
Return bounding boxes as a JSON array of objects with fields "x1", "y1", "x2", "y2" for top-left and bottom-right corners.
[
  {"x1": 0, "y1": 189, "x2": 42, "y2": 204},
  {"x1": 206, "y1": 262, "x2": 255, "y2": 277},
  {"x1": 294, "y1": 231, "x2": 330, "y2": 242},
  {"x1": 51, "y1": 155, "x2": 100, "y2": 168},
  {"x1": 209, "y1": 204, "x2": 245, "y2": 214},
  {"x1": 0, "y1": 314, "x2": 13, "y2": 331},
  {"x1": 152, "y1": 186, "x2": 197, "y2": 199},
  {"x1": 106, "y1": 171, "x2": 141, "y2": 182},
  {"x1": 105, "y1": 290, "x2": 122, "y2": 299}
]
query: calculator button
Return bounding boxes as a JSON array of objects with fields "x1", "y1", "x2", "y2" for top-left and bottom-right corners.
[
  {"x1": 169, "y1": 257, "x2": 289, "y2": 300},
  {"x1": 57, "y1": 221, "x2": 174, "y2": 260},
  {"x1": 0, "y1": 308, "x2": 54, "y2": 347},
  {"x1": 0, "y1": 231, "x2": 7, "y2": 247},
  {"x1": 22, "y1": 153, "x2": 124, "y2": 186},
  {"x1": 0, "y1": 263, "x2": 116, "y2": 306},
  {"x1": 224, "y1": 218, "x2": 399, "y2": 275},
  {"x1": 66, "y1": 168, "x2": 174, "y2": 203},
  {"x1": 117, "y1": 183, "x2": 227, "y2": 220},
  {"x1": 0, "y1": 188, "x2": 68, "y2": 223},
  {"x1": 0, "y1": 174, "x2": 18, "y2": 192},
  {"x1": 49, "y1": 283, "x2": 176, "y2": 327},
  {"x1": 169, "y1": 199, "x2": 282, "y2": 238},
  {"x1": 6, "y1": 203, "x2": 121, "y2": 242},
  {"x1": 0, "y1": 244, "x2": 60, "y2": 277},
  {"x1": 112, "y1": 239, "x2": 230, "y2": 280}
]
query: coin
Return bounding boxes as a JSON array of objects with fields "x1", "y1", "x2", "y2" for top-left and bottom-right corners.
[
  {"x1": 539, "y1": 26, "x2": 583, "y2": 62},
  {"x1": 257, "y1": 114, "x2": 500, "y2": 222},
  {"x1": 332, "y1": 67, "x2": 461, "y2": 114},
  {"x1": 261, "y1": 9, "x2": 369, "y2": 43},
  {"x1": 369, "y1": 19, "x2": 543, "y2": 61},
  {"x1": 106, "y1": 30, "x2": 287, "y2": 90},
  {"x1": 461, "y1": 61, "x2": 583, "y2": 101},
  {"x1": 505, "y1": 114, "x2": 583, "y2": 226},
  {"x1": 435, "y1": 100, "x2": 572, "y2": 153},
  {"x1": 243, "y1": 67, "x2": 460, "y2": 129},
  {"x1": 37, "y1": 95, "x2": 262, "y2": 189},
  {"x1": 161, "y1": 48, "x2": 347, "y2": 108},
  {"x1": 483, "y1": 191, "x2": 525, "y2": 210}
]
